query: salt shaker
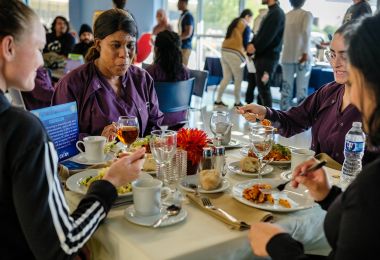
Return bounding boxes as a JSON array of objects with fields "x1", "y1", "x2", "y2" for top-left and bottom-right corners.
[
  {"x1": 214, "y1": 146, "x2": 226, "y2": 177},
  {"x1": 200, "y1": 147, "x2": 214, "y2": 171}
]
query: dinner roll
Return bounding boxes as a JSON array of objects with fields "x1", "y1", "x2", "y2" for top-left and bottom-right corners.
[{"x1": 199, "y1": 169, "x2": 221, "y2": 190}]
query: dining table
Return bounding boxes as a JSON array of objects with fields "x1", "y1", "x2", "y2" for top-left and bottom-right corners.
[{"x1": 64, "y1": 137, "x2": 338, "y2": 260}]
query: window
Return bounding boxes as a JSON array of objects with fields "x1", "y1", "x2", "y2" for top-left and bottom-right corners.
[{"x1": 29, "y1": 0, "x2": 69, "y2": 31}]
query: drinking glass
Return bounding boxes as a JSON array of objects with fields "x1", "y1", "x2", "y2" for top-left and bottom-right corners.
[
  {"x1": 117, "y1": 116, "x2": 139, "y2": 151},
  {"x1": 210, "y1": 111, "x2": 231, "y2": 146},
  {"x1": 150, "y1": 130, "x2": 178, "y2": 184},
  {"x1": 249, "y1": 125, "x2": 275, "y2": 178}
]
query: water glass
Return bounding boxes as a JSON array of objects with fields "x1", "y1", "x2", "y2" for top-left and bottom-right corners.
[{"x1": 249, "y1": 125, "x2": 275, "y2": 178}]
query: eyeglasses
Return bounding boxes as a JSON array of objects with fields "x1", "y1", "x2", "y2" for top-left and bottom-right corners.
[{"x1": 325, "y1": 49, "x2": 348, "y2": 64}]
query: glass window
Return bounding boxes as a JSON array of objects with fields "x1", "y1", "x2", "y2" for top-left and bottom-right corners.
[{"x1": 29, "y1": 0, "x2": 69, "y2": 31}]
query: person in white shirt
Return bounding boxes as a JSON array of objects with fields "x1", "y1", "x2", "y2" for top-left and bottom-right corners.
[{"x1": 280, "y1": 0, "x2": 313, "y2": 110}]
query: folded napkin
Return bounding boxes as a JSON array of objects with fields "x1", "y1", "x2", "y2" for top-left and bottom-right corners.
[
  {"x1": 315, "y1": 153, "x2": 342, "y2": 171},
  {"x1": 186, "y1": 193, "x2": 273, "y2": 231}
]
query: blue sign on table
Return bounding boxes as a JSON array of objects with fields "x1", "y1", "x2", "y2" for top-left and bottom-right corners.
[{"x1": 31, "y1": 102, "x2": 79, "y2": 161}]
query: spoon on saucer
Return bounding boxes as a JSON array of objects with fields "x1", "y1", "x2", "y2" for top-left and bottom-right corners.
[{"x1": 152, "y1": 204, "x2": 181, "y2": 228}]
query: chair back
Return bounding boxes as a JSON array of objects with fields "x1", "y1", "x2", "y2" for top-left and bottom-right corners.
[
  {"x1": 154, "y1": 78, "x2": 195, "y2": 113},
  {"x1": 189, "y1": 69, "x2": 209, "y2": 98}
]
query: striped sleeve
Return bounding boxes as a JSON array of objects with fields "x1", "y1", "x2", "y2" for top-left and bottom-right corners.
[{"x1": 44, "y1": 141, "x2": 116, "y2": 255}]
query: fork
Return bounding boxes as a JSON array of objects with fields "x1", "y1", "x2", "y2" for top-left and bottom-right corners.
[
  {"x1": 201, "y1": 197, "x2": 250, "y2": 229},
  {"x1": 268, "y1": 160, "x2": 327, "y2": 192}
]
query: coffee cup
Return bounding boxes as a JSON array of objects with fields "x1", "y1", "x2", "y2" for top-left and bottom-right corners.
[
  {"x1": 221, "y1": 123, "x2": 233, "y2": 146},
  {"x1": 76, "y1": 136, "x2": 106, "y2": 162},
  {"x1": 132, "y1": 178, "x2": 170, "y2": 216},
  {"x1": 291, "y1": 148, "x2": 316, "y2": 171}
]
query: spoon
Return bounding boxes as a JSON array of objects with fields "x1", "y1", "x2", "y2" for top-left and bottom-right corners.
[{"x1": 152, "y1": 204, "x2": 181, "y2": 228}]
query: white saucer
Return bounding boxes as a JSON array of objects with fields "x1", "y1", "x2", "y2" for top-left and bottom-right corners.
[
  {"x1": 180, "y1": 175, "x2": 230, "y2": 194},
  {"x1": 70, "y1": 153, "x2": 114, "y2": 165},
  {"x1": 124, "y1": 205, "x2": 187, "y2": 227}
]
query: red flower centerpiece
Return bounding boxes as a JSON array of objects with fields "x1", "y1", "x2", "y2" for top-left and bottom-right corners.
[{"x1": 177, "y1": 128, "x2": 209, "y2": 175}]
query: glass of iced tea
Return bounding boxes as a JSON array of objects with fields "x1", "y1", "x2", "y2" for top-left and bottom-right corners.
[{"x1": 117, "y1": 116, "x2": 139, "y2": 150}]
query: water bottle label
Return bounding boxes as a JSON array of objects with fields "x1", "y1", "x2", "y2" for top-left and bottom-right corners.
[{"x1": 344, "y1": 141, "x2": 364, "y2": 153}]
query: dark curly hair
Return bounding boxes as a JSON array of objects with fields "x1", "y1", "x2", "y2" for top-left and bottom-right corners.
[
  {"x1": 290, "y1": 0, "x2": 306, "y2": 8},
  {"x1": 346, "y1": 14, "x2": 380, "y2": 146},
  {"x1": 154, "y1": 30, "x2": 184, "y2": 81},
  {"x1": 51, "y1": 16, "x2": 70, "y2": 35}
]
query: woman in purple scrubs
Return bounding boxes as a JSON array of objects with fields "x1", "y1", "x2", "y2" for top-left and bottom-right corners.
[{"x1": 53, "y1": 9, "x2": 163, "y2": 139}]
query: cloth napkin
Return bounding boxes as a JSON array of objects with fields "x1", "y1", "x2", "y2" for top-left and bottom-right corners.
[
  {"x1": 315, "y1": 153, "x2": 342, "y2": 171},
  {"x1": 186, "y1": 193, "x2": 273, "y2": 231}
]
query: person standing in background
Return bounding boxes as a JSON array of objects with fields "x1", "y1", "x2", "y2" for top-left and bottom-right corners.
[
  {"x1": 343, "y1": 0, "x2": 372, "y2": 24},
  {"x1": 152, "y1": 9, "x2": 173, "y2": 37},
  {"x1": 246, "y1": 0, "x2": 285, "y2": 108},
  {"x1": 245, "y1": 8, "x2": 267, "y2": 105},
  {"x1": 177, "y1": 0, "x2": 194, "y2": 66},
  {"x1": 72, "y1": 24, "x2": 94, "y2": 58},
  {"x1": 280, "y1": 0, "x2": 313, "y2": 110},
  {"x1": 215, "y1": 9, "x2": 253, "y2": 108},
  {"x1": 44, "y1": 16, "x2": 75, "y2": 57}
]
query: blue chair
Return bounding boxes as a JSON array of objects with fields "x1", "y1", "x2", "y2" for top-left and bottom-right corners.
[
  {"x1": 154, "y1": 78, "x2": 195, "y2": 130},
  {"x1": 189, "y1": 69, "x2": 209, "y2": 109}
]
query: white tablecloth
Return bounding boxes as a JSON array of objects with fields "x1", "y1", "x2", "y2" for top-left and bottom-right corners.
[{"x1": 65, "y1": 147, "x2": 335, "y2": 260}]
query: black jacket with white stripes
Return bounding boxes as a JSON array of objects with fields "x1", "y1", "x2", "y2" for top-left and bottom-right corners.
[{"x1": 0, "y1": 91, "x2": 117, "y2": 259}]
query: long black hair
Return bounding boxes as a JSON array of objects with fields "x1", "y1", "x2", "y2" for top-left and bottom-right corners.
[
  {"x1": 154, "y1": 30, "x2": 184, "y2": 81},
  {"x1": 51, "y1": 16, "x2": 70, "y2": 35},
  {"x1": 346, "y1": 14, "x2": 380, "y2": 146},
  {"x1": 225, "y1": 9, "x2": 253, "y2": 39},
  {"x1": 85, "y1": 8, "x2": 137, "y2": 62}
]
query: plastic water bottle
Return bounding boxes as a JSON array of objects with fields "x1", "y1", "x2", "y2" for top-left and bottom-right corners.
[{"x1": 340, "y1": 122, "x2": 366, "y2": 189}]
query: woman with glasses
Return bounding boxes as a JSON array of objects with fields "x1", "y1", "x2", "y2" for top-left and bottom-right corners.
[
  {"x1": 237, "y1": 21, "x2": 376, "y2": 165},
  {"x1": 53, "y1": 9, "x2": 163, "y2": 140},
  {"x1": 248, "y1": 13, "x2": 380, "y2": 259}
]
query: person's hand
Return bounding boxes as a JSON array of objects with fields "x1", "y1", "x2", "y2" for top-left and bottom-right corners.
[
  {"x1": 101, "y1": 122, "x2": 117, "y2": 141},
  {"x1": 103, "y1": 147, "x2": 145, "y2": 187},
  {"x1": 298, "y1": 53, "x2": 308, "y2": 64},
  {"x1": 235, "y1": 104, "x2": 266, "y2": 122},
  {"x1": 291, "y1": 158, "x2": 331, "y2": 202},
  {"x1": 246, "y1": 43, "x2": 256, "y2": 55},
  {"x1": 248, "y1": 223, "x2": 286, "y2": 257}
]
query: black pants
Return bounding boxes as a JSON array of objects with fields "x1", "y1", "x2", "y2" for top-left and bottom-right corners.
[
  {"x1": 245, "y1": 73, "x2": 260, "y2": 104},
  {"x1": 254, "y1": 57, "x2": 278, "y2": 108}
]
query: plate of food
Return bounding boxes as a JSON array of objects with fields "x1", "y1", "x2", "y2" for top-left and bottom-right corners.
[
  {"x1": 231, "y1": 179, "x2": 315, "y2": 212},
  {"x1": 66, "y1": 168, "x2": 134, "y2": 197},
  {"x1": 240, "y1": 143, "x2": 291, "y2": 164},
  {"x1": 179, "y1": 174, "x2": 230, "y2": 194},
  {"x1": 227, "y1": 157, "x2": 274, "y2": 177}
]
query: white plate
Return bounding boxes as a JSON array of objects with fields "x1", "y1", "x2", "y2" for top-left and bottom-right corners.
[
  {"x1": 70, "y1": 153, "x2": 114, "y2": 165},
  {"x1": 179, "y1": 175, "x2": 230, "y2": 194},
  {"x1": 124, "y1": 205, "x2": 187, "y2": 227},
  {"x1": 280, "y1": 170, "x2": 292, "y2": 181},
  {"x1": 239, "y1": 146, "x2": 291, "y2": 164},
  {"x1": 227, "y1": 161, "x2": 274, "y2": 177},
  {"x1": 232, "y1": 179, "x2": 315, "y2": 212},
  {"x1": 66, "y1": 170, "x2": 152, "y2": 198}
]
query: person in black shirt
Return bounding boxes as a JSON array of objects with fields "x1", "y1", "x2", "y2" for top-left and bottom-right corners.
[
  {"x1": 0, "y1": 2, "x2": 145, "y2": 259},
  {"x1": 44, "y1": 15, "x2": 75, "y2": 57},
  {"x1": 343, "y1": 0, "x2": 372, "y2": 24},
  {"x1": 248, "y1": 14, "x2": 380, "y2": 259},
  {"x1": 72, "y1": 23, "x2": 94, "y2": 58},
  {"x1": 246, "y1": 0, "x2": 285, "y2": 108}
]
